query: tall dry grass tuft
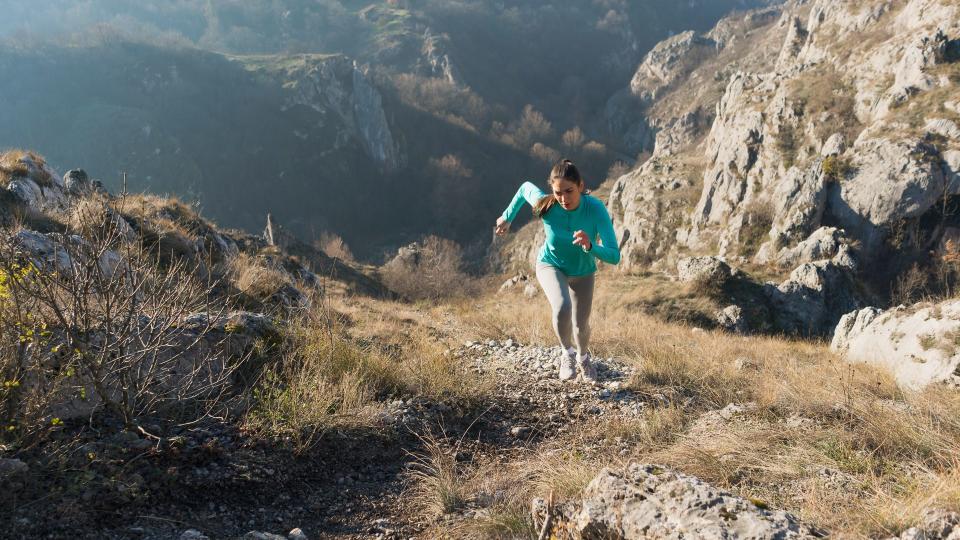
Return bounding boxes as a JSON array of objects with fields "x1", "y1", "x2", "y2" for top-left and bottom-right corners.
[
  {"x1": 228, "y1": 252, "x2": 293, "y2": 304},
  {"x1": 406, "y1": 433, "x2": 471, "y2": 518}
]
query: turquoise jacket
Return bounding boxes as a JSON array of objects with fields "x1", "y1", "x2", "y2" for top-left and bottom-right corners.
[{"x1": 501, "y1": 181, "x2": 620, "y2": 276}]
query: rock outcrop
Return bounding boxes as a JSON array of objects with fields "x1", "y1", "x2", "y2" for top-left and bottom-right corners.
[
  {"x1": 764, "y1": 246, "x2": 860, "y2": 336},
  {"x1": 608, "y1": 0, "x2": 960, "y2": 290},
  {"x1": 257, "y1": 55, "x2": 403, "y2": 171},
  {"x1": 539, "y1": 463, "x2": 816, "y2": 539},
  {"x1": 832, "y1": 300, "x2": 960, "y2": 389}
]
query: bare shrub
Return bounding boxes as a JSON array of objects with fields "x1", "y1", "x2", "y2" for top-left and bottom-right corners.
[
  {"x1": 529, "y1": 142, "x2": 560, "y2": 164},
  {"x1": 739, "y1": 199, "x2": 774, "y2": 258},
  {"x1": 428, "y1": 154, "x2": 474, "y2": 179},
  {"x1": 891, "y1": 263, "x2": 930, "y2": 306},
  {"x1": 583, "y1": 141, "x2": 607, "y2": 155},
  {"x1": 391, "y1": 73, "x2": 490, "y2": 129},
  {"x1": 0, "y1": 214, "x2": 233, "y2": 440},
  {"x1": 315, "y1": 231, "x2": 355, "y2": 262},
  {"x1": 561, "y1": 126, "x2": 585, "y2": 149},
  {"x1": 381, "y1": 236, "x2": 476, "y2": 301},
  {"x1": 606, "y1": 160, "x2": 631, "y2": 181},
  {"x1": 513, "y1": 105, "x2": 553, "y2": 149}
]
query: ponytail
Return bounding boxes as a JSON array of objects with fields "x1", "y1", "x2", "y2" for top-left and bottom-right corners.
[{"x1": 534, "y1": 158, "x2": 583, "y2": 219}]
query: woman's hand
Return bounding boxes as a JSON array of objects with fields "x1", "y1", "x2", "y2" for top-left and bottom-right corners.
[
  {"x1": 494, "y1": 216, "x2": 511, "y2": 237},
  {"x1": 572, "y1": 230, "x2": 592, "y2": 251}
]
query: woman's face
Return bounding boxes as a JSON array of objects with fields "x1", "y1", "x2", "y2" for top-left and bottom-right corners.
[{"x1": 551, "y1": 177, "x2": 583, "y2": 210}]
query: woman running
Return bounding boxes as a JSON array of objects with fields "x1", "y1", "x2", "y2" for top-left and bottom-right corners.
[{"x1": 494, "y1": 159, "x2": 620, "y2": 382}]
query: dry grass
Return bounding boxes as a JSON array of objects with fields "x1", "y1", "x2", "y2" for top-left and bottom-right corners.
[
  {"x1": 228, "y1": 252, "x2": 293, "y2": 304},
  {"x1": 0, "y1": 149, "x2": 54, "y2": 188},
  {"x1": 246, "y1": 295, "x2": 491, "y2": 455},
  {"x1": 425, "y1": 275, "x2": 960, "y2": 538}
]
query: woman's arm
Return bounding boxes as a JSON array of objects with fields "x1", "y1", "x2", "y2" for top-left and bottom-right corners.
[
  {"x1": 500, "y1": 181, "x2": 547, "y2": 223},
  {"x1": 588, "y1": 200, "x2": 621, "y2": 265}
]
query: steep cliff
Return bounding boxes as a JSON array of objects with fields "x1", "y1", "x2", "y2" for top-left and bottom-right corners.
[{"x1": 613, "y1": 0, "x2": 959, "y2": 287}]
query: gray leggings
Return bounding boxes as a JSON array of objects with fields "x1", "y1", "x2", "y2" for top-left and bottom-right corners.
[{"x1": 535, "y1": 263, "x2": 595, "y2": 356}]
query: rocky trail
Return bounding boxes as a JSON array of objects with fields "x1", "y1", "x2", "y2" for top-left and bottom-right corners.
[{"x1": 9, "y1": 339, "x2": 648, "y2": 540}]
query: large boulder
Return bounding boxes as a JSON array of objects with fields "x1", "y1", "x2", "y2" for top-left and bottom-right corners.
[
  {"x1": 768, "y1": 226, "x2": 850, "y2": 269},
  {"x1": 541, "y1": 463, "x2": 816, "y2": 539},
  {"x1": 2, "y1": 152, "x2": 67, "y2": 210},
  {"x1": 763, "y1": 246, "x2": 860, "y2": 336},
  {"x1": 677, "y1": 256, "x2": 732, "y2": 287},
  {"x1": 832, "y1": 300, "x2": 960, "y2": 389},
  {"x1": 827, "y1": 138, "x2": 952, "y2": 259}
]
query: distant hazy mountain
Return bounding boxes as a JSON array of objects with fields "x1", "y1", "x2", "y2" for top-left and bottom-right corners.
[{"x1": 0, "y1": 0, "x2": 777, "y2": 259}]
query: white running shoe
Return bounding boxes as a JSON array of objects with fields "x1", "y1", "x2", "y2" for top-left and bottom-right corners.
[
  {"x1": 558, "y1": 347, "x2": 576, "y2": 381},
  {"x1": 577, "y1": 352, "x2": 598, "y2": 382}
]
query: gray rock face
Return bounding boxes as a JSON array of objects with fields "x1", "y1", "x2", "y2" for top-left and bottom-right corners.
[
  {"x1": 764, "y1": 248, "x2": 860, "y2": 336},
  {"x1": 11, "y1": 229, "x2": 125, "y2": 277},
  {"x1": 630, "y1": 31, "x2": 718, "y2": 104},
  {"x1": 755, "y1": 163, "x2": 830, "y2": 264},
  {"x1": 832, "y1": 300, "x2": 960, "y2": 389},
  {"x1": 926, "y1": 118, "x2": 960, "y2": 141},
  {"x1": 829, "y1": 138, "x2": 951, "y2": 258},
  {"x1": 3, "y1": 153, "x2": 67, "y2": 210},
  {"x1": 607, "y1": 157, "x2": 700, "y2": 271},
  {"x1": 884, "y1": 510, "x2": 960, "y2": 540},
  {"x1": 280, "y1": 56, "x2": 402, "y2": 171},
  {"x1": 0, "y1": 458, "x2": 28, "y2": 479},
  {"x1": 677, "y1": 256, "x2": 731, "y2": 286},
  {"x1": 547, "y1": 464, "x2": 815, "y2": 539},
  {"x1": 63, "y1": 169, "x2": 92, "y2": 196},
  {"x1": 768, "y1": 226, "x2": 849, "y2": 269}
]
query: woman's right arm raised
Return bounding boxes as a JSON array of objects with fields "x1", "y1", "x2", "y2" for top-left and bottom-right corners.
[
  {"x1": 501, "y1": 182, "x2": 546, "y2": 222},
  {"x1": 496, "y1": 182, "x2": 545, "y2": 236}
]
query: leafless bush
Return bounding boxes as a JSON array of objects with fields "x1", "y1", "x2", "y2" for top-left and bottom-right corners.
[
  {"x1": 381, "y1": 236, "x2": 477, "y2": 301},
  {"x1": 428, "y1": 154, "x2": 474, "y2": 179},
  {"x1": 529, "y1": 142, "x2": 561, "y2": 164},
  {"x1": 0, "y1": 207, "x2": 235, "y2": 440},
  {"x1": 316, "y1": 231, "x2": 355, "y2": 262},
  {"x1": 561, "y1": 126, "x2": 585, "y2": 150}
]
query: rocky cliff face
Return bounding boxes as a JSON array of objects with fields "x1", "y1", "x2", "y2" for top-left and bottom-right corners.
[
  {"x1": 610, "y1": 0, "x2": 960, "y2": 285},
  {"x1": 255, "y1": 55, "x2": 403, "y2": 172}
]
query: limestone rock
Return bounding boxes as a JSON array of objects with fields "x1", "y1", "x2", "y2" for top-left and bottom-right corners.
[
  {"x1": 829, "y1": 138, "x2": 951, "y2": 259},
  {"x1": 716, "y1": 304, "x2": 747, "y2": 334},
  {"x1": 63, "y1": 169, "x2": 94, "y2": 197},
  {"x1": 755, "y1": 162, "x2": 830, "y2": 264},
  {"x1": 630, "y1": 31, "x2": 718, "y2": 105},
  {"x1": 548, "y1": 464, "x2": 816, "y2": 539},
  {"x1": 821, "y1": 133, "x2": 846, "y2": 157},
  {"x1": 926, "y1": 118, "x2": 960, "y2": 141},
  {"x1": 677, "y1": 256, "x2": 731, "y2": 286},
  {"x1": 607, "y1": 156, "x2": 699, "y2": 271},
  {"x1": 0, "y1": 458, "x2": 28, "y2": 479},
  {"x1": 764, "y1": 249, "x2": 859, "y2": 336},
  {"x1": 832, "y1": 300, "x2": 960, "y2": 389},
  {"x1": 770, "y1": 226, "x2": 850, "y2": 269},
  {"x1": 3, "y1": 153, "x2": 67, "y2": 210}
]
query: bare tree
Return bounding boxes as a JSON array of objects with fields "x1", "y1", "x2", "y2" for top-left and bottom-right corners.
[{"x1": 0, "y1": 196, "x2": 238, "y2": 437}]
